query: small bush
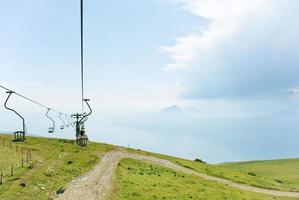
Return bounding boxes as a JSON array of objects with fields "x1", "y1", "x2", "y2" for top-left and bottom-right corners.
[
  {"x1": 247, "y1": 172, "x2": 257, "y2": 176},
  {"x1": 194, "y1": 158, "x2": 205, "y2": 163},
  {"x1": 275, "y1": 179, "x2": 283, "y2": 184},
  {"x1": 67, "y1": 160, "x2": 73, "y2": 165}
]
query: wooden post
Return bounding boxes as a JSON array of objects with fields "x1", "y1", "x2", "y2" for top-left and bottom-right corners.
[
  {"x1": 21, "y1": 158, "x2": 24, "y2": 167},
  {"x1": 0, "y1": 172, "x2": 3, "y2": 184},
  {"x1": 21, "y1": 147, "x2": 24, "y2": 155},
  {"x1": 10, "y1": 142, "x2": 12, "y2": 150},
  {"x1": 26, "y1": 155, "x2": 29, "y2": 164},
  {"x1": 11, "y1": 164, "x2": 14, "y2": 176}
]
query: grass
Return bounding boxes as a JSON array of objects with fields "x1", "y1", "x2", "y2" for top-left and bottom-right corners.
[
  {"x1": 0, "y1": 134, "x2": 298, "y2": 199},
  {"x1": 0, "y1": 133, "x2": 116, "y2": 200},
  {"x1": 0, "y1": 141, "x2": 26, "y2": 175},
  {"x1": 219, "y1": 158, "x2": 299, "y2": 192},
  {"x1": 112, "y1": 158, "x2": 292, "y2": 200},
  {"x1": 124, "y1": 148, "x2": 296, "y2": 192}
]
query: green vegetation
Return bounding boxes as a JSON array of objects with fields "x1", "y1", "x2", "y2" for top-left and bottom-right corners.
[
  {"x1": 112, "y1": 158, "x2": 290, "y2": 200},
  {"x1": 0, "y1": 141, "x2": 25, "y2": 175},
  {"x1": 0, "y1": 134, "x2": 115, "y2": 200},
  {"x1": 124, "y1": 148, "x2": 295, "y2": 191},
  {"x1": 220, "y1": 158, "x2": 299, "y2": 192},
  {"x1": 1, "y1": 134, "x2": 298, "y2": 200}
]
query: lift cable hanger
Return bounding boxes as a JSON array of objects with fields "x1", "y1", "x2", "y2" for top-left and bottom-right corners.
[
  {"x1": 59, "y1": 113, "x2": 65, "y2": 130},
  {"x1": 80, "y1": 0, "x2": 85, "y2": 114},
  {"x1": 0, "y1": 84, "x2": 68, "y2": 115},
  {"x1": 4, "y1": 91, "x2": 26, "y2": 142},
  {"x1": 71, "y1": 0, "x2": 93, "y2": 146},
  {"x1": 46, "y1": 108, "x2": 55, "y2": 133}
]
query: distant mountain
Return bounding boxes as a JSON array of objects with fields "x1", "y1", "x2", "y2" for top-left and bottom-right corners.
[
  {"x1": 159, "y1": 105, "x2": 182, "y2": 114},
  {"x1": 271, "y1": 110, "x2": 297, "y2": 116},
  {"x1": 159, "y1": 105, "x2": 200, "y2": 115}
]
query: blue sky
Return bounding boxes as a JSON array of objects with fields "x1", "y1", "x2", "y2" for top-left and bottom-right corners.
[{"x1": 0, "y1": 0, "x2": 299, "y2": 163}]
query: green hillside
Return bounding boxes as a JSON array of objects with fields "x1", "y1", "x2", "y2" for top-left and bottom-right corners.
[
  {"x1": 112, "y1": 158, "x2": 290, "y2": 200},
  {"x1": 125, "y1": 148, "x2": 297, "y2": 192},
  {"x1": 220, "y1": 158, "x2": 299, "y2": 192},
  {"x1": 0, "y1": 134, "x2": 115, "y2": 200},
  {"x1": 0, "y1": 134, "x2": 298, "y2": 200}
]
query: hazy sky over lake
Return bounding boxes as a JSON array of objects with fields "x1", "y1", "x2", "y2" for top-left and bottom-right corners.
[{"x1": 0, "y1": 0, "x2": 298, "y2": 163}]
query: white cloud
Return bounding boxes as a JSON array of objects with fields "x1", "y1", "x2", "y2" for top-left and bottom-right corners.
[
  {"x1": 162, "y1": 0, "x2": 267, "y2": 71},
  {"x1": 161, "y1": 0, "x2": 299, "y2": 99}
]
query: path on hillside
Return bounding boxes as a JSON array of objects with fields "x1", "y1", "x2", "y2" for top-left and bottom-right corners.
[{"x1": 56, "y1": 150, "x2": 299, "y2": 200}]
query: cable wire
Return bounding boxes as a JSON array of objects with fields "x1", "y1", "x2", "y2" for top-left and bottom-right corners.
[
  {"x1": 0, "y1": 84, "x2": 68, "y2": 115},
  {"x1": 80, "y1": 0, "x2": 84, "y2": 113}
]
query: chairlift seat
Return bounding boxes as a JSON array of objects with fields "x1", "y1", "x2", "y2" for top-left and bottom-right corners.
[
  {"x1": 13, "y1": 131, "x2": 25, "y2": 142},
  {"x1": 76, "y1": 134, "x2": 88, "y2": 146},
  {"x1": 48, "y1": 127, "x2": 54, "y2": 133}
]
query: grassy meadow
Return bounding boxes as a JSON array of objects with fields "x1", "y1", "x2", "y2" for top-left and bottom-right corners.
[
  {"x1": 112, "y1": 158, "x2": 292, "y2": 200},
  {"x1": 0, "y1": 134, "x2": 115, "y2": 200},
  {"x1": 124, "y1": 148, "x2": 297, "y2": 192},
  {"x1": 0, "y1": 134, "x2": 298, "y2": 200},
  {"x1": 0, "y1": 140, "x2": 26, "y2": 176},
  {"x1": 220, "y1": 158, "x2": 299, "y2": 192}
]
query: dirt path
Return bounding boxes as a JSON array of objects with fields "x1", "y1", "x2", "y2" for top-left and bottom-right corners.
[
  {"x1": 56, "y1": 151, "x2": 123, "y2": 200},
  {"x1": 56, "y1": 150, "x2": 299, "y2": 200}
]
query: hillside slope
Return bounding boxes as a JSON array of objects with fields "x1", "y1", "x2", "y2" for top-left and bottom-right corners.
[
  {"x1": 0, "y1": 134, "x2": 298, "y2": 200},
  {"x1": 220, "y1": 158, "x2": 299, "y2": 192},
  {"x1": 112, "y1": 158, "x2": 292, "y2": 200},
  {"x1": 125, "y1": 148, "x2": 298, "y2": 192},
  {"x1": 0, "y1": 134, "x2": 115, "y2": 200}
]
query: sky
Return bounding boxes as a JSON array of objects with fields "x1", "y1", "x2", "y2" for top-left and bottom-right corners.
[{"x1": 0, "y1": 0, "x2": 298, "y2": 163}]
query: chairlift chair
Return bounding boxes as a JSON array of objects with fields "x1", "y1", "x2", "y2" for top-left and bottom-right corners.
[
  {"x1": 4, "y1": 91, "x2": 26, "y2": 142},
  {"x1": 69, "y1": 115, "x2": 75, "y2": 127},
  {"x1": 76, "y1": 124, "x2": 88, "y2": 146},
  {"x1": 58, "y1": 113, "x2": 65, "y2": 130},
  {"x1": 65, "y1": 115, "x2": 70, "y2": 128},
  {"x1": 46, "y1": 108, "x2": 55, "y2": 133},
  {"x1": 72, "y1": 99, "x2": 92, "y2": 146}
]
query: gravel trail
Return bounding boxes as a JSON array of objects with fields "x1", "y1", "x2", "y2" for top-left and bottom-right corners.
[
  {"x1": 56, "y1": 150, "x2": 299, "y2": 200},
  {"x1": 56, "y1": 150, "x2": 123, "y2": 200}
]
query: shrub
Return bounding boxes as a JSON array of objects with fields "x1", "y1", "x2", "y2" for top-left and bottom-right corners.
[{"x1": 194, "y1": 158, "x2": 205, "y2": 163}]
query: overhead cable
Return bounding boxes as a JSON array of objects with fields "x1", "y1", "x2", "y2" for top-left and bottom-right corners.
[{"x1": 0, "y1": 84, "x2": 68, "y2": 115}]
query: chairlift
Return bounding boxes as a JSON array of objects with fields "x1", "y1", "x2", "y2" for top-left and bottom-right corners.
[
  {"x1": 65, "y1": 115, "x2": 70, "y2": 128},
  {"x1": 72, "y1": 99, "x2": 92, "y2": 146},
  {"x1": 46, "y1": 108, "x2": 55, "y2": 133},
  {"x1": 58, "y1": 113, "x2": 65, "y2": 130},
  {"x1": 68, "y1": 115, "x2": 75, "y2": 127},
  {"x1": 76, "y1": 124, "x2": 88, "y2": 146},
  {"x1": 4, "y1": 91, "x2": 26, "y2": 142}
]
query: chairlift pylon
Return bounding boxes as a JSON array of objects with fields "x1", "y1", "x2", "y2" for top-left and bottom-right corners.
[{"x1": 4, "y1": 91, "x2": 26, "y2": 142}]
